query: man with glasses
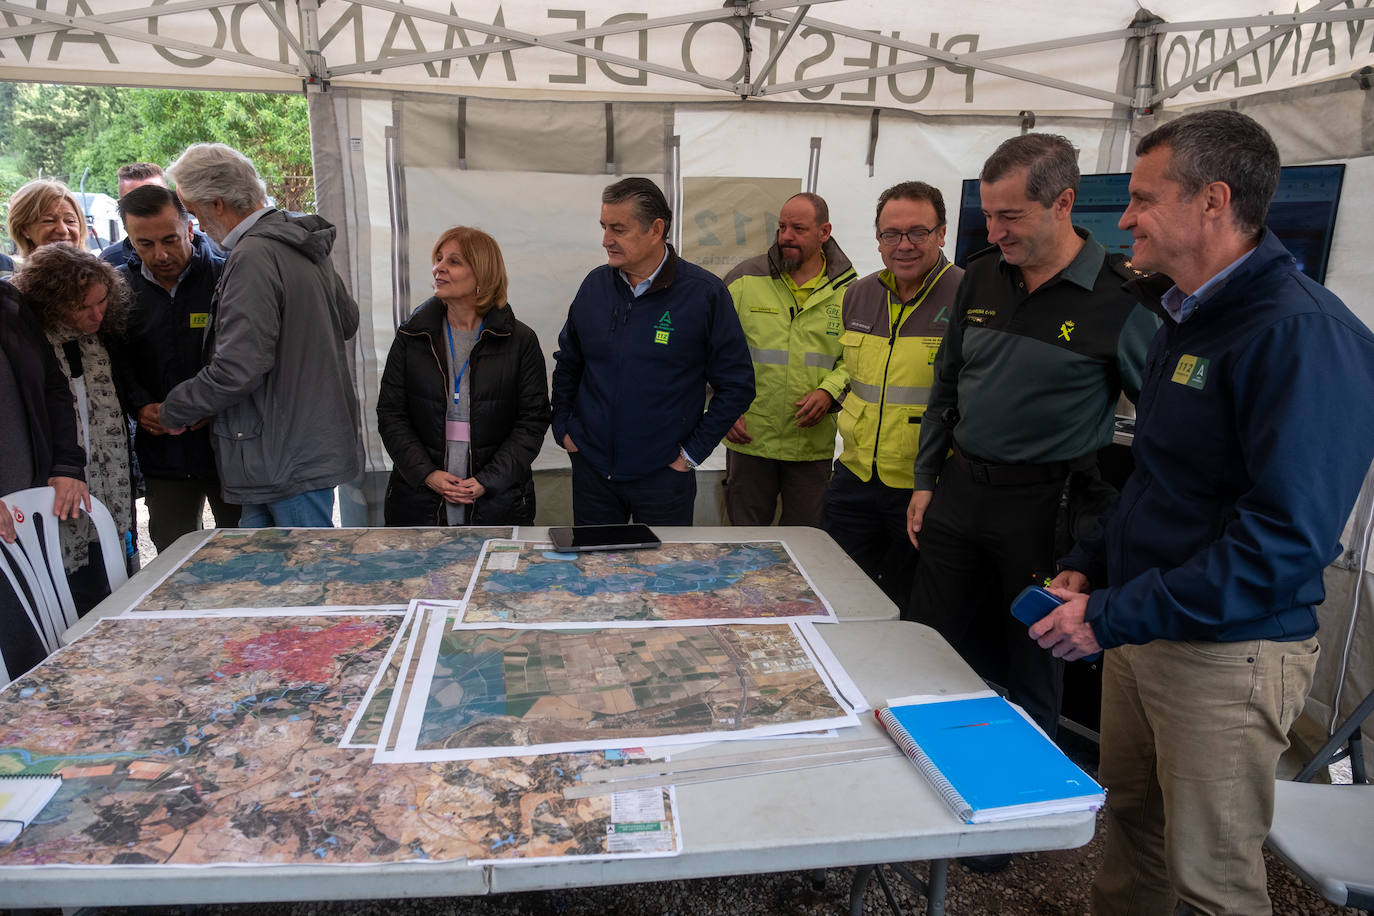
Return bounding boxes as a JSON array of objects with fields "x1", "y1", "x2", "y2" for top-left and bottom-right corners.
[
  {"x1": 906, "y1": 134, "x2": 1157, "y2": 747},
  {"x1": 820, "y1": 181, "x2": 962, "y2": 611},
  {"x1": 721, "y1": 192, "x2": 856, "y2": 527}
]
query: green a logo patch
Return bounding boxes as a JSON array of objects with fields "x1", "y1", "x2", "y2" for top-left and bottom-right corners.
[
  {"x1": 654, "y1": 310, "x2": 674, "y2": 345},
  {"x1": 1171, "y1": 354, "x2": 1210, "y2": 390}
]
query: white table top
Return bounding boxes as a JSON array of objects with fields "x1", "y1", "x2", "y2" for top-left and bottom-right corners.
[{"x1": 12, "y1": 527, "x2": 1094, "y2": 907}]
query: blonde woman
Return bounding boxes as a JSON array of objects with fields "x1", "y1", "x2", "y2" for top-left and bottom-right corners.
[
  {"x1": 377, "y1": 226, "x2": 550, "y2": 526},
  {"x1": 7, "y1": 179, "x2": 84, "y2": 256}
]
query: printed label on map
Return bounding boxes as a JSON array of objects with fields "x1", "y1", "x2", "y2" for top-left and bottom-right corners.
[
  {"x1": 611, "y1": 786, "x2": 666, "y2": 824},
  {"x1": 485, "y1": 548, "x2": 521, "y2": 571},
  {"x1": 606, "y1": 804, "x2": 674, "y2": 854},
  {"x1": 607, "y1": 785, "x2": 672, "y2": 855}
]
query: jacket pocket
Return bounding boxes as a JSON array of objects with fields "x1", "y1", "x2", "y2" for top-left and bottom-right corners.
[{"x1": 212, "y1": 397, "x2": 264, "y2": 442}]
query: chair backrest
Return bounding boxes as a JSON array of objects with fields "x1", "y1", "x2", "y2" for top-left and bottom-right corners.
[
  {"x1": 0, "y1": 486, "x2": 128, "y2": 654},
  {"x1": 1296, "y1": 685, "x2": 1374, "y2": 785}
]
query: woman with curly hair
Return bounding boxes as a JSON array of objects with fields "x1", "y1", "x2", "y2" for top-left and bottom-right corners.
[
  {"x1": 12, "y1": 243, "x2": 134, "y2": 613},
  {"x1": 7, "y1": 179, "x2": 84, "y2": 256}
]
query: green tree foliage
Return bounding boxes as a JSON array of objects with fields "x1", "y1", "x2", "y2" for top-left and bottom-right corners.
[{"x1": 3, "y1": 84, "x2": 312, "y2": 209}]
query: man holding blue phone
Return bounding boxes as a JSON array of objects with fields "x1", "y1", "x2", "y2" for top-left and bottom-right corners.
[{"x1": 1033, "y1": 112, "x2": 1374, "y2": 916}]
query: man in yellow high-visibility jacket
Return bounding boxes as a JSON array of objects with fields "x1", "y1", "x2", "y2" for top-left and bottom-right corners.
[
  {"x1": 821, "y1": 182, "x2": 963, "y2": 609},
  {"x1": 722, "y1": 193, "x2": 856, "y2": 526}
]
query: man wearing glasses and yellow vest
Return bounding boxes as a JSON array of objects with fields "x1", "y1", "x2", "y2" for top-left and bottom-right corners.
[{"x1": 820, "y1": 181, "x2": 963, "y2": 611}]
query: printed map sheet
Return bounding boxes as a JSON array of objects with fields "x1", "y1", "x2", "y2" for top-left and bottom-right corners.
[
  {"x1": 128, "y1": 527, "x2": 514, "y2": 613},
  {"x1": 0, "y1": 616, "x2": 677, "y2": 866},
  {"x1": 377, "y1": 615, "x2": 860, "y2": 763},
  {"x1": 460, "y1": 540, "x2": 835, "y2": 626}
]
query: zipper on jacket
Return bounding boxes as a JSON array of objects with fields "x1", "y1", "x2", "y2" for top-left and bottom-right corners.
[{"x1": 869, "y1": 292, "x2": 916, "y2": 465}]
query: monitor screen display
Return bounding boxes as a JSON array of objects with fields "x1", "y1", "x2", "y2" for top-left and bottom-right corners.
[{"x1": 952, "y1": 164, "x2": 1345, "y2": 283}]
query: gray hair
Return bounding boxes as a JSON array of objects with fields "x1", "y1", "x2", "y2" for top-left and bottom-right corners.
[
  {"x1": 1136, "y1": 111, "x2": 1279, "y2": 237},
  {"x1": 166, "y1": 143, "x2": 267, "y2": 213},
  {"x1": 602, "y1": 177, "x2": 672, "y2": 238},
  {"x1": 980, "y1": 134, "x2": 1080, "y2": 208}
]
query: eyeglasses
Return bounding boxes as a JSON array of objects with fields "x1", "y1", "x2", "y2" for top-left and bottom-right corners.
[{"x1": 877, "y1": 225, "x2": 943, "y2": 246}]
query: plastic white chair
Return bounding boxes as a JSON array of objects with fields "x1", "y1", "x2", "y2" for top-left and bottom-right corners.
[
  {"x1": 1267, "y1": 686, "x2": 1374, "y2": 912},
  {"x1": 0, "y1": 486, "x2": 127, "y2": 654}
]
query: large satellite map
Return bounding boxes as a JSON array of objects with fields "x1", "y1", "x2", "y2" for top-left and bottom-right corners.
[
  {"x1": 131, "y1": 527, "x2": 514, "y2": 611},
  {"x1": 390, "y1": 621, "x2": 856, "y2": 760},
  {"x1": 0, "y1": 616, "x2": 675, "y2": 866},
  {"x1": 461, "y1": 540, "x2": 835, "y2": 624}
]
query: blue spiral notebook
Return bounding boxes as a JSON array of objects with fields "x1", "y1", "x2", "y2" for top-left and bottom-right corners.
[{"x1": 876, "y1": 693, "x2": 1104, "y2": 824}]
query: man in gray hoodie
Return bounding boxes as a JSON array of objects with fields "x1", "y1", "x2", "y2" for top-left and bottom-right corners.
[{"x1": 151, "y1": 143, "x2": 361, "y2": 528}]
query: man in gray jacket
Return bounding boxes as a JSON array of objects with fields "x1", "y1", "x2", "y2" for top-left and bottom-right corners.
[{"x1": 150, "y1": 143, "x2": 361, "y2": 528}]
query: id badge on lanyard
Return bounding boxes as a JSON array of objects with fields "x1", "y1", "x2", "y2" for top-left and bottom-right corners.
[{"x1": 446, "y1": 319, "x2": 481, "y2": 444}]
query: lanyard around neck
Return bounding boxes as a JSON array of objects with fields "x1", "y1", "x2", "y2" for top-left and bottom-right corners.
[{"x1": 445, "y1": 318, "x2": 484, "y2": 405}]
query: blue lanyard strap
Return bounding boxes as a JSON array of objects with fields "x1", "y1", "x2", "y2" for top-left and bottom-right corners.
[{"x1": 445, "y1": 318, "x2": 484, "y2": 405}]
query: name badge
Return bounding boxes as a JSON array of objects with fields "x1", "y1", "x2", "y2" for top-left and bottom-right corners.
[
  {"x1": 446, "y1": 419, "x2": 472, "y2": 443},
  {"x1": 189, "y1": 313, "x2": 209, "y2": 328}
]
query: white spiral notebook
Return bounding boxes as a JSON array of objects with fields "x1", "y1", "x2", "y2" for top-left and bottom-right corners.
[{"x1": 0, "y1": 774, "x2": 62, "y2": 844}]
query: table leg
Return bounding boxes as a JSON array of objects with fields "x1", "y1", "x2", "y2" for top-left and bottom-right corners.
[{"x1": 848, "y1": 859, "x2": 948, "y2": 916}]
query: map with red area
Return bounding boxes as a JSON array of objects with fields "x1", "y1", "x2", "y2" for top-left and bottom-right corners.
[{"x1": 218, "y1": 620, "x2": 390, "y2": 681}]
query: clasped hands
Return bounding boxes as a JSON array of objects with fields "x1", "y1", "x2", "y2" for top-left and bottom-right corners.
[{"x1": 424, "y1": 470, "x2": 486, "y2": 504}]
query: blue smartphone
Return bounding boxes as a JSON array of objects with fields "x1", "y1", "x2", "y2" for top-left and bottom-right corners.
[
  {"x1": 1011, "y1": 584, "x2": 1101, "y2": 662},
  {"x1": 1010, "y1": 585, "x2": 1064, "y2": 626}
]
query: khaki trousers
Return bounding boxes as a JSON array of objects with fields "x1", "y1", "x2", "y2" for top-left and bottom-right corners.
[{"x1": 1092, "y1": 636, "x2": 1318, "y2": 916}]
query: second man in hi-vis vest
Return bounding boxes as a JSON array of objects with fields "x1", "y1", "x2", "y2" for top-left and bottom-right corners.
[
  {"x1": 821, "y1": 182, "x2": 963, "y2": 611},
  {"x1": 722, "y1": 192, "x2": 857, "y2": 527}
]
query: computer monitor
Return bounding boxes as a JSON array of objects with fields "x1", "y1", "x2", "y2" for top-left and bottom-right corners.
[{"x1": 952, "y1": 163, "x2": 1345, "y2": 283}]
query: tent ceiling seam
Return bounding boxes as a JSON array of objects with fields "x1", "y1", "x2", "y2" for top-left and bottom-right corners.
[
  {"x1": 1149, "y1": 0, "x2": 1374, "y2": 106},
  {"x1": 755, "y1": 13, "x2": 1131, "y2": 104},
  {"x1": 329, "y1": 0, "x2": 741, "y2": 91},
  {"x1": 0, "y1": 0, "x2": 236, "y2": 41},
  {"x1": 0, "y1": 0, "x2": 305, "y2": 75}
]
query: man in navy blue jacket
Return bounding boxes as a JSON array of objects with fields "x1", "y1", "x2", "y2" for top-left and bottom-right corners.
[
  {"x1": 110, "y1": 184, "x2": 239, "y2": 550},
  {"x1": 1034, "y1": 111, "x2": 1374, "y2": 915},
  {"x1": 552, "y1": 178, "x2": 754, "y2": 525}
]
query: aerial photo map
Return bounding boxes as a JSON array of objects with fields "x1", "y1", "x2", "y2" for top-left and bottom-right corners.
[
  {"x1": 394, "y1": 621, "x2": 855, "y2": 759},
  {"x1": 131, "y1": 526, "x2": 514, "y2": 611},
  {"x1": 461, "y1": 540, "x2": 835, "y2": 624},
  {"x1": 0, "y1": 616, "x2": 675, "y2": 866}
]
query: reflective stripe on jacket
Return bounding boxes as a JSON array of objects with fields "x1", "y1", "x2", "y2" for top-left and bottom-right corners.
[
  {"x1": 837, "y1": 257, "x2": 963, "y2": 488},
  {"x1": 724, "y1": 237, "x2": 856, "y2": 462}
]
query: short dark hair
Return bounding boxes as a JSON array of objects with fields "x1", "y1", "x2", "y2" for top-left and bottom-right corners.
[
  {"x1": 980, "y1": 134, "x2": 1080, "y2": 207},
  {"x1": 602, "y1": 178, "x2": 672, "y2": 238},
  {"x1": 875, "y1": 181, "x2": 946, "y2": 228},
  {"x1": 118, "y1": 184, "x2": 189, "y2": 225},
  {"x1": 1136, "y1": 110, "x2": 1279, "y2": 236},
  {"x1": 787, "y1": 192, "x2": 829, "y2": 224},
  {"x1": 117, "y1": 162, "x2": 164, "y2": 184}
]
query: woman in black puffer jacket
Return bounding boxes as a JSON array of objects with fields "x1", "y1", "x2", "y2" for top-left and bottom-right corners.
[{"x1": 377, "y1": 226, "x2": 550, "y2": 526}]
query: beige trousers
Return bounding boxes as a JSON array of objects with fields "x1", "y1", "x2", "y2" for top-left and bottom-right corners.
[{"x1": 1092, "y1": 635, "x2": 1318, "y2": 916}]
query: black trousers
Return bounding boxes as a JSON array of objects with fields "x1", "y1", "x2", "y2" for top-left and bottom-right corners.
[
  {"x1": 570, "y1": 452, "x2": 697, "y2": 526},
  {"x1": 820, "y1": 462, "x2": 916, "y2": 614},
  {"x1": 908, "y1": 454, "x2": 1066, "y2": 735}
]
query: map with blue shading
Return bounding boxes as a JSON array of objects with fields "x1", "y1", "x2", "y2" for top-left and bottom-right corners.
[
  {"x1": 463, "y1": 540, "x2": 834, "y2": 624},
  {"x1": 133, "y1": 527, "x2": 513, "y2": 611}
]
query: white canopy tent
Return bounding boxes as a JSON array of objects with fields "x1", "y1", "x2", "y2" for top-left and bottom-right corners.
[{"x1": 3, "y1": 0, "x2": 1373, "y2": 758}]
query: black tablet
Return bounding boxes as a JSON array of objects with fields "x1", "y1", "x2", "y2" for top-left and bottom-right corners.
[{"x1": 547, "y1": 524, "x2": 661, "y2": 552}]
